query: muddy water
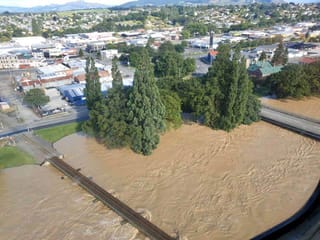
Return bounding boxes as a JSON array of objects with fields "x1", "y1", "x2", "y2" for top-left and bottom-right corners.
[
  {"x1": 261, "y1": 96, "x2": 320, "y2": 120},
  {"x1": 0, "y1": 166, "x2": 139, "y2": 239},
  {"x1": 1, "y1": 122, "x2": 320, "y2": 240}
]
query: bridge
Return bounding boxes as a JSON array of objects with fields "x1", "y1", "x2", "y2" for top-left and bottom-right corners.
[
  {"x1": 47, "y1": 156, "x2": 176, "y2": 240},
  {"x1": 259, "y1": 105, "x2": 320, "y2": 140}
]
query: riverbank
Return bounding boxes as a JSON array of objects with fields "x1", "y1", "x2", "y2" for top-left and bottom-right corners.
[{"x1": 0, "y1": 146, "x2": 35, "y2": 169}]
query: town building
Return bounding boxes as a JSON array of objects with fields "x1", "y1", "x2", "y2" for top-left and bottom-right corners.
[
  {"x1": 86, "y1": 41, "x2": 106, "y2": 53},
  {"x1": 247, "y1": 61, "x2": 283, "y2": 80},
  {"x1": 101, "y1": 49, "x2": 119, "y2": 61}
]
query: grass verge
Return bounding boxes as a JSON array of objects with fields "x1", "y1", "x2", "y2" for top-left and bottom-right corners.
[
  {"x1": 0, "y1": 146, "x2": 35, "y2": 169},
  {"x1": 35, "y1": 122, "x2": 83, "y2": 143}
]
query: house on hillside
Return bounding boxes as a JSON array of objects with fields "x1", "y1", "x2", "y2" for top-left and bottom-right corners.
[{"x1": 248, "y1": 61, "x2": 283, "y2": 80}]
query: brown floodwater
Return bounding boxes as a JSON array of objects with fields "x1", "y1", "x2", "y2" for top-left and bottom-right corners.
[
  {"x1": 1, "y1": 122, "x2": 320, "y2": 240},
  {"x1": 261, "y1": 96, "x2": 320, "y2": 120}
]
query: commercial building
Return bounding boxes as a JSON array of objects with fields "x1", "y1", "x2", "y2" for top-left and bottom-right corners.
[
  {"x1": 86, "y1": 41, "x2": 106, "y2": 52},
  {"x1": 58, "y1": 84, "x2": 86, "y2": 105},
  {"x1": 12, "y1": 36, "x2": 47, "y2": 49},
  {"x1": 17, "y1": 64, "x2": 73, "y2": 91},
  {"x1": 101, "y1": 49, "x2": 119, "y2": 61}
]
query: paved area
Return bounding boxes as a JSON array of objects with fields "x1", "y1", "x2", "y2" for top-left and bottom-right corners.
[
  {"x1": 43, "y1": 88, "x2": 70, "y2": 111},
  {"x1": 15, "y1": 132, "x2": 61, "y2": 164},
  {"x1": 0, "y1": 70, "x2": 40, "y2": 127},
  {"x1": 183, "y1": 48, "x2": 211, "y2": 76}
]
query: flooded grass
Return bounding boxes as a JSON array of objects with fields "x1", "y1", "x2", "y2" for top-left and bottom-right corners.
[{"x1": 0, "y1": 146, "x2": 35, "y2": 169}]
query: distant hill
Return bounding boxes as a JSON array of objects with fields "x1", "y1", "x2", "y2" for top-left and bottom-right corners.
[
  {"x1": 0, "y1": 1, "x2": 110, "y2": 13},
  {"x1": 118, "y1": 0, "x2": 285, "y2": 8}
]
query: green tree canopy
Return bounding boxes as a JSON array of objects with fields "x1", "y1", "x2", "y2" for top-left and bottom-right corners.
[
  {"x1": 127, "y1": 49, "x2": 166, "y2": 155},
  {"x1": 23, "y1": 88, "x2": 49, "y2": 107},
  {"x1": 32, "y1": 19, "x2": 42, "y2": 36},
  {"x1": 259, "y1": 51, "x2": 267, "y2": 61},
  {"x1": 198, "y1": 45, "x2": 260, "y2": 130},
  {"x1": 159, "y1": 89, "x2": 182, "y2": 129},
  {"x1": 78, "y1": 48, "x2": 84, "y2": 57},
  {"x1": 97, "y1": 56, "x2": 129, "y2": 148},
  {"x1": 269, "y1": 64, "x2": 311, "y2": 98},
  {"x1": 84, "y1": 57, "x2": 102, "y2": 110},
  {"x1": 271, "y1": 41, "x2": 288, "y2": 66}
]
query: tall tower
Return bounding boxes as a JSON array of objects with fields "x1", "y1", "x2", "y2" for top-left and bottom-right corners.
[{"x1": 209, "y1": 31, "x2": 214, "y2": 49}]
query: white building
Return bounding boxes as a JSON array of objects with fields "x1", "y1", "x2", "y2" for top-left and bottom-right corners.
[
  {"x1": 101, "y1": 49, "x2": 119, "y2": 61},
  {"x1": 12, "y1": 37, "x2": 46, "y2": 49}
]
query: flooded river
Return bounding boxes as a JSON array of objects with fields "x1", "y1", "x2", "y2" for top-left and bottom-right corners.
[{"x1": 1, "y1": 122, "x2": 320, "y2": 240}]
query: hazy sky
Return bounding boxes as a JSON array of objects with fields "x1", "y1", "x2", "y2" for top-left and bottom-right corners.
[
  {"x1": 0, "y1": 0, "x2": 317, "y2": 7},
  {"x1": 0, "y1": 0, "x2": 131, "y2": 7}
]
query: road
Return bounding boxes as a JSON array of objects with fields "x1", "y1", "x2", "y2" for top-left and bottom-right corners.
[
  {"x1": 0, "y1": 107, "x2": 88, "y2": 138},
  {"x1": 260, "y1": 106, "x2": 320, "y2": 140}
]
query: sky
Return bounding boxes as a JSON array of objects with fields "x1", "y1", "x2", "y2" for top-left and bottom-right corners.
[
  {"x1": 0, "y1": 0, "x2": 131, "y2": 7},
  {"x1": 0, "y1": 0, "x2": 318, "y2": 7}
]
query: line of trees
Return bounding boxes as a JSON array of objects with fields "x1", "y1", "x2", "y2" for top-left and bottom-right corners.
[
  {"x1": 158, "y1": 45, "x2": 261, "y2": 131},
  {"x1": 83, "y1": 53, "x2": 167, "y2": 155},
  {"x1": 83, "y1": 43, "x2": 261, "y2": 155}
]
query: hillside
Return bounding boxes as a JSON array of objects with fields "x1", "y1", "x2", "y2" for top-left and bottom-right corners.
[
  {"x1": 119, "y1": 0, "x2": 285, "y2": 8},
  {"x1": 0, "y1": 1, "x2": 110, "y2": 13}
]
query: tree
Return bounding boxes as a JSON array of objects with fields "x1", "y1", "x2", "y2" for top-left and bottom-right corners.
[
  {"x1": 183, "y1": 58, "x2": 196, "y2": 76},
  {"x1": 259, "y1": 51, "x2": 267, "y2": 61},
  {"x1": 159, "y1": 90, "x2": 182, "y2": 129},
  {"x1": 128, "y1": 47, "x2": 146, "y2": 67},
  {"x1": 200, "y1": 45, "x2": 260, "y2": 131},
  {"x1": 111, "y1": 57, "x2": 122, "y2": 88},
  {"x1": 155, "y1": 51, "x2": 184, "y2": 78},
  {"x1": 271, "y1": 41, "x2": 288, "y2": 66},
  {"x1": 154, "y1": 45, "x2": 195, "y2": 78},
  {"x1": 99, "y1": 62, "x2": 129, "y2": 148},
  {"x1": 96, "y1": 51, "x2": 101, "y2": 60},
  {"x1": 127, "y1": 49, "x2": 166, "y2": 155},
  {"x1": 78, "y1": 48, "x2": 84, "y2": 57},
  {"x1": 23, "y1": 88, "x2": 49, "y2": 107},
  {"x1": 181, "y1": 29, "x2": 191, "y2": 39},
  {"x1": 82, "y1": 58, "x2": 103, "y2": 135},
  {"x1": 269, "y1": 64, "x2": 310, "y2": 98},
  {"x1": 243, "y1": 94, "x2": 261, "y2": 124},
  {"x1": 305, "y1": 62, "x2": 320, "y2": 95},
  {"x1": 32, "y1": 19, "x2": 42, "y2": 36},
  {"x1": 84, "y1": 57, "x2": 102, "y2": 110}
]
